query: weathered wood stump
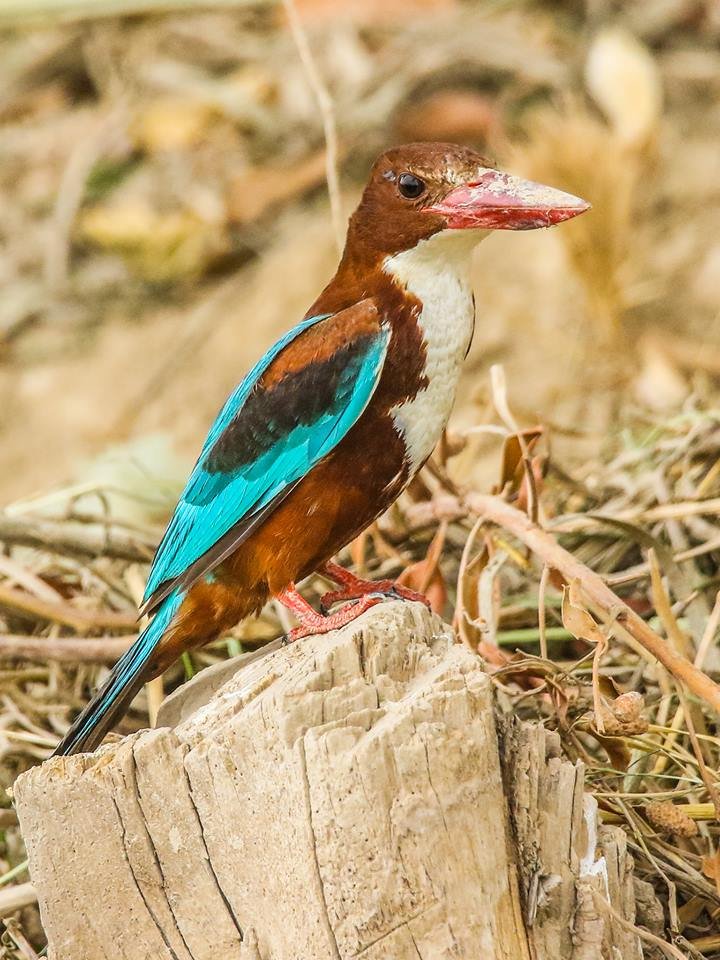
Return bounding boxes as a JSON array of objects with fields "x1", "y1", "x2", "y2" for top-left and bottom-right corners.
[{"x1": 15, "y1": 603, "x2": 644, "y2": 959}]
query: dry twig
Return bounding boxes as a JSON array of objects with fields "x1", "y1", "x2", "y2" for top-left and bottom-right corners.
[
  {"x1": 0, "y1": 633, "x2": 135, "y2": 662},
  {"x1": 466, "y1": 493, "x2": 720, "y2": 715},
  {"x1": 281, "y1": 0, "x2": 343, "y2": 254},
  {"x1": 0, "y1": 584, "x2": 136, "y2": 633},
  {"x1": 0, "y1": 513, "x2": 155, "y2": 562}
]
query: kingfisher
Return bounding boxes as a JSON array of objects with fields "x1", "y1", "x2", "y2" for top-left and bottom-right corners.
[{"x1": 54, "y1": 142, "x2": 589, "y2": 756}]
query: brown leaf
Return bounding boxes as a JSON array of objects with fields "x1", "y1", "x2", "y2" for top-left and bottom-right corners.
[
  {"x1": 595, "y1": 732, "x2": 632, "y2": 771},
  {"x1": 549, "y1": 681, "x2": 572, "y2": 727},
  {"x1": 701, "y1": 850, "x2": 720, "y2": 882},
  {"x1": 405, "y1": 471, "x2": 433, "y2": 502},
  {"x1": 398, "y1": 561, "x2": 447, "y2": 614},
  {"x1": 227, "y1": 151, "x2": 328, "y2": 225},
  {"x1": 485, "y1": 648, "x2": 553, "y2": 683},
  {"x1": 397, "y1": 522, "x2": 448, "y2": 614},
  {"x1": 597, "y1": 675, "x2": 622, "y2": 699},
  {"x1": 516, "y1": 454, "x2": 545, "y2": 515},
  {"x1": 394, "y1": 89, "x2": 499, "y2": 145},
  {"x1": 495, "y1": 428, "x2": 543, "y2": 498},
  {"x1": 562, "y1": 580, "x2": 608, "y2": 731},
  {"x1": 475, "y1": 640, "x2": 511, "y2": 669},
  {"x1": 562, "y1": 580, "x2": 606, "y2": 645},
  {"x1": 456, "y1": 538, "x2": 489, "y2": 651}
]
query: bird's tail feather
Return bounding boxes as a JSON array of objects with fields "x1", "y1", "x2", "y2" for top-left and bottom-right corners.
[{"x1": 52, "y1": 590, "x2": 183, "y2": 757}]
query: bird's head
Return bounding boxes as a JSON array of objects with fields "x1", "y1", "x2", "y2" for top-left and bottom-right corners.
[{"x1": 345, "y1": 142, "x2": 590, "y2": 265}]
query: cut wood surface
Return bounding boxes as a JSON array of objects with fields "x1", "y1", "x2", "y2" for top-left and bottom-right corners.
[{"x1": 15, "y1": 602, "x2": 647, "y2": 960}]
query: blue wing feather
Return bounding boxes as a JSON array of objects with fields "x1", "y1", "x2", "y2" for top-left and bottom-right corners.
[
  {"x1": 52, "y1": 311, "x2": 389, "y2": 757},
  {"x1": 52, "y1": 588, "x2": 184, "y2": 755},
  {"x1": 195, "y1": 313, "x2": 330, "y2": 461},
  {"x1": 142, "y1": 313, "x2": 388, "y2": 608}
]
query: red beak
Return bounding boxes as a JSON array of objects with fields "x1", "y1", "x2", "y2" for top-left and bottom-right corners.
[{"x1": 425, "y1": 170, "x2": 590, "y2": 230}]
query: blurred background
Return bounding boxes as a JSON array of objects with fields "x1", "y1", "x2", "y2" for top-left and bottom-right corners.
[
  {"x1": 0, "y1": 0, "x2": 718, "y2": 515},
  {"x1": 1, "y1": 1, "x2": 720, "y2": 954}
]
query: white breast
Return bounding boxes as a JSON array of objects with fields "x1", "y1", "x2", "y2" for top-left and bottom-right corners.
[{"x1": 383, "y1": 229, "x2": 479, "y2": 474}]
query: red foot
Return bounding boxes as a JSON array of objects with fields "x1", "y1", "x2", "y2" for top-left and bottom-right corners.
[
  {"x1": 278, "y1": 585, "x2": 384, "y2": 643},
  {"x1": 318, "y1": 561, "x2": 430, "y2": 615}
]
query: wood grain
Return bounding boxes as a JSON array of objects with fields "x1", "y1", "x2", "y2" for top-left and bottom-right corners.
[{"x1": 15, "y1": 602, "x2": 649, "y2": 959}]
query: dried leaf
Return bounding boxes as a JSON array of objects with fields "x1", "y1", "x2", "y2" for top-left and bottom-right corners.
[
  {"x1": 405, "y1": 471, "x2": 434, "y2": 502},
  {"x1": 549, "y1": 681, "x2": 572, "y2": 728},
  {"x1": 476, "y1": 640, "x2": 512, "y2": 669},
  {"x1": 455, "y1": 518, "x2": 488, "y2": 652},
  {"x1": 595, "y1": 732, "x2": 632, "y2": 771},
  {"x1": 349, "y1": 530, "x2": 369, "y2": 576},
  {"x1": 132, "y1": 98, "x2": 215, "y2": 153},
  {"x1": 516, "y1": 454, "x2": 545, "y2": 515},
  {"x1": 79, "y1": 203, "x2": 227, "y2": 281},
  {"x1": 585, "y1": 26, "x2": 663, "y2": 149},
  {"x1": 496, "y1": 428, "x2": 543, "y2": 497},
  {"x1": 397, "y1": 522, "x2": 448, "y2": 614},
  {"x1": 476, "y1": 547, "x2": 507, "y2": 648},
  {"x1": 633, "y1": 334, "x2": 688, "y2": 412},
  {"x1": 394, "y1": 88, "x2": 498, "y2": 145},
  {"x1": 562, "y1": 580, "x2": 608, "y2": 731},
  {"x1": 701, "y1": 850, "x2": 720, "y2": 883},
  {"x1": 562, "y1": 580, "x2": 606, "y2": 646},
  {"x1": 397, "y1": 560, "x2": 446, "y2": 614},
  {"x1": 227, "y1": 151, "x2": 328, "y2": 225}
]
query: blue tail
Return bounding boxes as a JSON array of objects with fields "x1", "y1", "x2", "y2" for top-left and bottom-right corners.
[{"x1": 52, "y1": 591, "x2": 183, "y2": 757}]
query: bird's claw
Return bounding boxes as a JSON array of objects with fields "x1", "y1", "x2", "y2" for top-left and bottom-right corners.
[
  {"x1": 284, "y1": 592, "x2": 385, "y2": 642},
  {"x1": 319, "y1": 580, "x2": 430, "y2": 614},
  {"x1": 387, "y1": 584, "x2": 431, "y2": 607},
  {"x1": 319, "y1": 590, "x2": 387, "y2": 615}
]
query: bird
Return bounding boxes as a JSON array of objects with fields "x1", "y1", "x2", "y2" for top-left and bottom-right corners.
[{"x1": 54, "y1": 142, "x2": 589, "y2": 757}]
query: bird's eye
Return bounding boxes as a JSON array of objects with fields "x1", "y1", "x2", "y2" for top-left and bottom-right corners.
[{"x1": 398, "y1": 173, "x2": 425, "y2": 199}]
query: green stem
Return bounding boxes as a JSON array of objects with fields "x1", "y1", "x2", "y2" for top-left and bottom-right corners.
[
  {"x1": 226, "y1": 637, "x2": 243, "y2": 658},
  {"x1": 181, "y1": 652, "x2": 195, "y2": 679},
  {"x1": 496, "y1": 626, "x2": 573, "y2": 646},
  {"x1": 0, "y1": 858, "x2": 28, "y2": 887}
]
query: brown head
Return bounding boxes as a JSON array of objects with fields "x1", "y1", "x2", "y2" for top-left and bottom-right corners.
[{"x1": 343, "y1": 142, "x2": 589, "y2": 266}]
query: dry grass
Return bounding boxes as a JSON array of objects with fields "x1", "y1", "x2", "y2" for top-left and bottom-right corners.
[
  {"x1": 1, "y1": 392, "x2": 720, "y2": 955},
  {"x1": 0, "y1": 0, "x2": 719, "y2": 955}
]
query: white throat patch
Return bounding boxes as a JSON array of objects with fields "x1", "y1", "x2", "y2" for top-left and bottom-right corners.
[{"x1": 383, "y1": 229, "x2": 481, "y2": 473}]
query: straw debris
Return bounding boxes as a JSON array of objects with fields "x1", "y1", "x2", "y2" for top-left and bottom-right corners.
[{"x1": 0, "y1": 1, "x2": 719, "y2": 956}]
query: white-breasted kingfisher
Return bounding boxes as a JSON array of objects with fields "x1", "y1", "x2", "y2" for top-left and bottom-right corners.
[{"x1": 55, "y1": 142, "x2": 589, "y2": 756}]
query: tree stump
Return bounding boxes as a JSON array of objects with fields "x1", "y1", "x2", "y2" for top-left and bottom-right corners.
[{"x1": 14, "y1": 603, "x2": 645, "y2": 960}]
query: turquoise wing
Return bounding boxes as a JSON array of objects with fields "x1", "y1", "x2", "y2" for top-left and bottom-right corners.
[{"x1": 141, "y1": 307, "x2": 388, "y2": 613}]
